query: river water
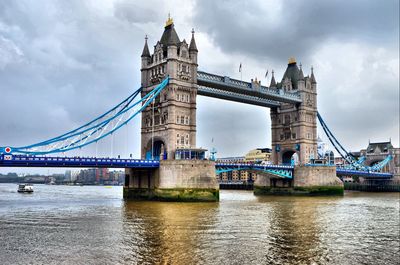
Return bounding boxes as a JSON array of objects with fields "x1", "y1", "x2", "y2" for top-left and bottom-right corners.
[{"x1": 0, "y1": 184, "x2": 399, "y2": 265}]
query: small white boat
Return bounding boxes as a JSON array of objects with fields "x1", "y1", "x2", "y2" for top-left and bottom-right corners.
[{"x1": 17, "y1": 184, "x2": 34, "y2": 193}]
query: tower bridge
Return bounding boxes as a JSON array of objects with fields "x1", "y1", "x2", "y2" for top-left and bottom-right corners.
[{"x1": 0, "y1": 17, "x2": 397, "y2": 200}]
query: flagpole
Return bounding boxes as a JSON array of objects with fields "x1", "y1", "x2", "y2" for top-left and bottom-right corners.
[{"x1": 239, "y1": 62, "x2": 242, "y2": 81}]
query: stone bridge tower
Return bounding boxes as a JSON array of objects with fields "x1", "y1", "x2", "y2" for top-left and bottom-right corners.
[
  {"x1": 270, "y1": 58, "x2": 318, "y2": 165},
  {"x1": 140, "y1": 16, "x2": 198, "y2": 160},
  {"x1": 125, "y1": 17, "x2": 218, "y2": 201}
]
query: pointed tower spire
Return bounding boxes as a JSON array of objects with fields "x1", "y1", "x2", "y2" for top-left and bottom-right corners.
[
  {"x1": 270, "y1": 70, "x2": 276, "y2": 87},
  {"x1": 189, "y1": 28, "x2": 198, "y2": 52},
  {"x1": 160, "y1": 14, "x2": 180, "y2": 48},
  {"x1": 299, "y1": 63, "x2": 304, "y2": 80},
  {"x1": 310, "y1": 66, "x2": 317, "y2": 83},
  {"x1": 141, "y1": 35, "x2": 150, "y2": 57}
]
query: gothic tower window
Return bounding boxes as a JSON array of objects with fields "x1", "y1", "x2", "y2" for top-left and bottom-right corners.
[{"x1": 285, "y1": 114, "x2": 291, "y2": 125}]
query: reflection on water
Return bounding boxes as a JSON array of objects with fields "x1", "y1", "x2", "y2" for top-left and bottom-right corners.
[{"x1": 0, "y1": 184, "x2": 399, "y2": 265}]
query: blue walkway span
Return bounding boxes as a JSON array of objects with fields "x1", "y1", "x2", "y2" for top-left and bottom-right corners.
[
  {"x1": 336, "y1": 168, "x2": 393, "y2": 179},
  {"x1": 0, "y1": 154, "x2": 159, "y2": 169},
  {"x1": 197, "y1": 71, "x2": 302, "y2": 107}
]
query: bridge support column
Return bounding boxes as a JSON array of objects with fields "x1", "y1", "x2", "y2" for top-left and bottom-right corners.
[
  {"x1": 254, "y1": 165, "x2": 343, "y2": 196},
  {"x1": 124, "y1": 160, "x2": 219, "y2": 202}
]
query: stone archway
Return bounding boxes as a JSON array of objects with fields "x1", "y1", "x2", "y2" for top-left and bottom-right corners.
[
  {"x1": 282, "y1": 150, "x2": 296, "y2": 165},
  {"x1": 145, "y1": 137, "x2": 166, "y2": 160}
]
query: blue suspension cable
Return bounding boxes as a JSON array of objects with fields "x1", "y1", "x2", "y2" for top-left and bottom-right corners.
[
  {"x1": 317, "y1": 112, "x2": 392, "y2": 171},
  {"x1": 14, "y1": 88, "x2": 142, "y2": 149},
  {"x1": 3, "y1": 77, "x2": 169, "y2": 155}
]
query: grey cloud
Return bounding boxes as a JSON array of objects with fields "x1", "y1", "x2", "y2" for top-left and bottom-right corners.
[
  {"x1": 193, "y1": 0, "x2": 399, "y2": 62},
  {"x1": 0, "y1": 1, "x2": 145, "y2": 150},
  {"x1": 114, "y1": 1, "x2": 157, "y2": 24}
]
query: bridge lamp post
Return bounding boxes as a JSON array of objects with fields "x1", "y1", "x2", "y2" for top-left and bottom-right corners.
[{"x1": 151, "y1": 100, "x2": 154, "y2": 160}]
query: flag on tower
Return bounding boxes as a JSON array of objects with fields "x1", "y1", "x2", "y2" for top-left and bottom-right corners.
[{"x1": 239, "y1": 63, "x2": 242, "y2": 72}]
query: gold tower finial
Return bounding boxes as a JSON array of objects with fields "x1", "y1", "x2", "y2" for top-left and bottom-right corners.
[
  {"x1": 165, "y1": 13, "x2": 173, "y2": 27},
  {"x1": 288, "y1": 57, "x2": 296, "y2": 64}
]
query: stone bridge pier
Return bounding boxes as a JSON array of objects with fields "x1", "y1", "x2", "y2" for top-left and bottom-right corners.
[
  {"x1": 124, "y1": 160, "x2": 218, "y2": 201},
  {"x1": 254, "y1": 165, "x2": 344, "y2": 195}
]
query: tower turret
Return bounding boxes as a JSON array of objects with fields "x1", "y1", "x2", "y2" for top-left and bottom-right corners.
[
  {"x1": 141, "y1": 35, "x2": 150, "y2": 57},
  {"x1": 141, "y1": 35, "x2": 150, "y2": 69},
  {"x1": 189, "y1": 28, "x2": 198, "y2": 64},
  {"x1": 298, "y1": 63, "x2": 304, "y2": 80},
  {"x1": 270, "y1": 70, "x2": 276, "y2": 87},
  {"x1": 297, "y1": 63, "x2": 305, "y2": 90},
  {"x1": 310, "y1": 66, "x2": 316, "y2": 84}
]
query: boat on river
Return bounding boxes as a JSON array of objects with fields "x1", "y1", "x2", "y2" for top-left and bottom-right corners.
[{"x1": 17, "y1": 184, "x2": 34, "y2": 193}]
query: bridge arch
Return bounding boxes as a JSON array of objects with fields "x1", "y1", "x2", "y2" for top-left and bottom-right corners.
[
  {"x1": 282, "y1": 149, "x2": 297, "y2": 165},
  {"x1": 145, "y1": 137, "x2": 167, "y2": 160}
]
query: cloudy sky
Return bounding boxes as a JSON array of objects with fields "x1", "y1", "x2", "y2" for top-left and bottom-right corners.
[{"x1": 0, "y1": 0, "x2": 399, "y2": 173}]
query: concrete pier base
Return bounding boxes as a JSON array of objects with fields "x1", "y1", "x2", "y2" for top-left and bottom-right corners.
[
  {"x1": 254, "y1": 165, "x2": 344, "y2": 196},
  {"x1": 123, "y1": 160, "x2": 219, "y2": 202}
]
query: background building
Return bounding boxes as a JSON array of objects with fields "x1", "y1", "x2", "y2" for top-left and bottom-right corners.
[
  {"x1": 216, "y1": 148, "x2": 272, "y2": 183},
  {"x1": 360, "y1": 141, "x2": 399, "y2": 179},
  {"x1": 244, "y1": 148, "x2": 271, "y2": 163}
]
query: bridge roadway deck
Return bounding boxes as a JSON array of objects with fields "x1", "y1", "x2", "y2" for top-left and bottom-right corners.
[
  {"x1": 217, "y1": 163, "x2": 393, "y2": 179},
  {"x1": 0, "y1": 155, "x2": 159, "y2": 169},
  {"x1": 0, "y1": 155, "x2": 393, "y2": 179}
]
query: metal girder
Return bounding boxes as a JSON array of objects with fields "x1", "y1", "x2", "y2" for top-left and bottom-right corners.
[
  {"x1": 197, "y1": 71, "x2": 302, "y2": 106},
  {"x1": 215, "y1": 163, "x2": 294, "y2": 179},
  {"x1": 336, "y1": 168, "x2": 393, "y2": 178},
  {"x1": 197, "y1": 85, "x2": 280, "y2": 108}
]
